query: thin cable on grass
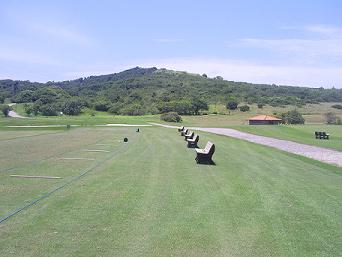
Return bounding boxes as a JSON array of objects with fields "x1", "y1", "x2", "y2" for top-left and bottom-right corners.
[{"x1": 0, "y1": 135, "x2": 135, "y2": 224}]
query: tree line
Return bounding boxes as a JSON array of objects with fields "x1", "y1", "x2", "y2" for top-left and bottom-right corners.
[{"x1": 0, "y1": 67, "x2": 341, "y2": 117}]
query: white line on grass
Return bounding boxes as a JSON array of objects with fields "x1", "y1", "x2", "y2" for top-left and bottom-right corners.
[
  {"x1": 58, "y1": 158, "x2": 95, "y2": 161},
  {"x1": 83, "y1": 149, "x2": 110, "y2": 153},
  {"x1": 10, "y1": 175, "x2": 61, "y2": 179}
]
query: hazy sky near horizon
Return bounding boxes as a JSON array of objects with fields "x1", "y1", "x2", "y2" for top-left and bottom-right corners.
[{"x1": 1, "y1": 0, "x2": 342, "y2": 88}]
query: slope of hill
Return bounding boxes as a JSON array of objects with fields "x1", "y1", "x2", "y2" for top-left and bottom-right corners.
[{"x1": 1, "y1": 67, "x2": 342, "y2": 116}]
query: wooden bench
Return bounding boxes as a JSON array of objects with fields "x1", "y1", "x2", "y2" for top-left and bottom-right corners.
[
  {"x1": 184, "y1": 131, "x2": 194, "y2": 141},
  {"x1": 195, "y1": 141, "x2": 215, "y2": 164},
  {"x1": 178, "y1": 126, "x2": 184, "y2": 132},
  {"x1": 315, "y1": 131, "x2": 329, "y2": 140},
  {"x1": 187, "y1": 134, "x2": 199, "y2": 148},
  {"x1": 181, "y1": 128, "x2": 188, "y2": 136}
]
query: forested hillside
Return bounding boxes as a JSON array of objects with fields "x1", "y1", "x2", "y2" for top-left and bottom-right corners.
[{"x1": 1, "y1": 67, "x2": 341, "y2": 116}]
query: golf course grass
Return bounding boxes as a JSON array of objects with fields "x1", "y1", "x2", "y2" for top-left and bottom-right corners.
[
  {"x1": 232, "y1": 124, "x2": 342, "y2": 151},
  {"x1": 0, "y1": 126, "x2": 341, "y2": 257}
]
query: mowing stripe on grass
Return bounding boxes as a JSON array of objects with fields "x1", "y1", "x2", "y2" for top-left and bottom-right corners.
[
  {"x1": 82, "y1": 149, "x2": 110, "y2": 153},
  {"x1": 58, "y1": 158, "x2": 95, "y2": 161},
  {"x1": 10, "y1": 175, "x2": 61, "y2": 179},
  {"x1": 0, "y1": 135, "x2": 136, "y2": 224}
]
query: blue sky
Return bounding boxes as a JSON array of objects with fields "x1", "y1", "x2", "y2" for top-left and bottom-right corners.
[{"x1": 1, "y1": 0, "x2": 342, "y2": 88}]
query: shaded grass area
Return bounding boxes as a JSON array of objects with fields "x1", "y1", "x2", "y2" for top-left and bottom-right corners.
[
  {"x1": 232, "y1": 124, "x2": 342, "y2": 151},
  {"x1": 0, "y1": 127, "x2": 341, "y2": 257}
]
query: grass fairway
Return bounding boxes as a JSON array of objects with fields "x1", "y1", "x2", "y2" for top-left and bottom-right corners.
[
  {"x1": 0, "y1": 127, "x2": 341, "y2": 257},
  {"x1": 232, "y1": 124, "x2": 342, "y2": 151}
]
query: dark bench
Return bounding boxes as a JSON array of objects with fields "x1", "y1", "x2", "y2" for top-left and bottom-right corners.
[
  {"x1": 184, "y1": 131, "x2": 194, "y2": 141},
  {"x1": 187, "y1": 134, "x2": 199, "y2": 148},
  {"x1": 181, "y1": 128, "x2": 188, "y2": 136},
  {"x1": 315, "y1": 131, "x2": 330, "y2": 140},
  {"x1": 178, "y1": 126, "x2": 184, "y2": 132},
  {"x1": 195, "y1": 141, "x2": 215, "y2": 164}
]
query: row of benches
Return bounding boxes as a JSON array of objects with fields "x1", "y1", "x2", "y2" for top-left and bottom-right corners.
[
  {"x1": 178, "y1": 126, "x2": 215, "y2": 164},
  {"x1": 315, "y1": 131, "x2": 330, "y2": 140}
]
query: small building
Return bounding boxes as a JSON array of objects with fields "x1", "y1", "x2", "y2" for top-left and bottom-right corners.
[{"x1": 248, "y1": 115, "x2": 282, "y2": 125}]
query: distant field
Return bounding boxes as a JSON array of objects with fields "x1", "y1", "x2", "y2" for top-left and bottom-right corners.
[
  {"x1": 4, "y1": 102, "x2": 341, "y2": 127},
  {"x1": 232, "y1": 124, "x2": 342, "y2": 151},
  {"x1": 0, "y1": 127, "x2": 341, "y2": 257}
]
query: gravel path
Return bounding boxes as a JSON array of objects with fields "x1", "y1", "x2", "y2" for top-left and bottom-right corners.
[
  {"x1": 150, "y1": 123, "x2": 342, "y2": 167},
  {"x1": 7, "y1": 103, "x2": 27, "y2": 118}
]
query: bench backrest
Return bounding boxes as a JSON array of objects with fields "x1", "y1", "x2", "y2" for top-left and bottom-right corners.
[
  {"x1": 204, "y1": 141, "x2": 215, "y2": 155},
  {"x1": 180, "y1": 126, "x2": 185, "y2": 131},
  {"x1": 193, "y1": 134, "x2": 199, "y2": 142},
  {"x1": 188, "y1": 132, "x2": 194, "y2": 138},
  {"x1": 183, "y1": 129, "x2": 188, "y2": 134}
]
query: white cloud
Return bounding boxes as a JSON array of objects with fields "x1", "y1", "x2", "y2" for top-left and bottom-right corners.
[
  {"x1": 139, "y1": 57, "x2": 342, "y2": 88},
  {"x1": 240, "y1": 38, "x2": 342, "y2": 57},
  {"x1": 0, "y1": 46, "x2": 60, "y2": 66},
  {"x1": 27, "y1": 22, "x2": 95, "y2": 47},
  {"x1": 305, "y1": 25, "x2": 341, "y2": 36}
]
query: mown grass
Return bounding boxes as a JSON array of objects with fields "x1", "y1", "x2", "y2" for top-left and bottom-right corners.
[
  {"x1": 232, "y1": 124, "x2": 342, "y2": 151},
  {"x1": 0, "y1": 127, "x2": 341, "y2": 257}
]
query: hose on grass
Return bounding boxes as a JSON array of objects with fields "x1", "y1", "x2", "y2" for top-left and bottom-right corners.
[{"x1": 0, "y1": 132, "x2": 136, "y2": 224}]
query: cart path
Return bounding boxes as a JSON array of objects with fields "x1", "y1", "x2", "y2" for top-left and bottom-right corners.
[
  {"x1": 150, "y1": 123, "x2": 342, "y2": 167},
  {"x1": 7, "y1": 103, "x2": 27, "y2": 118}
]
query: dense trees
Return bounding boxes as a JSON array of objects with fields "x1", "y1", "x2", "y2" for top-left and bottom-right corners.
[
  {"x1": 1, "y1": 67, "x2": 341, "y2": 116},
  {"x1": 281, "y1": 110, "x2": 305, "y2": 124}
]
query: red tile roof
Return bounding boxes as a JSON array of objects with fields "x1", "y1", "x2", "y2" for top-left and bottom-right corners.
[{"x1": 249, "y1": 115, "x2": 282, "y2": 121}]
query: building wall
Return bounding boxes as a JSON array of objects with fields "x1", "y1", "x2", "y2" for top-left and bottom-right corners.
[{"x1": 249, "y1": 120, "x2": 280, "y2": 125}]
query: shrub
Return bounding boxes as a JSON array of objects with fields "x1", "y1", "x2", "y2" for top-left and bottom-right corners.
[
  {"x1": 281, "y1": 110, "x2": 305, "y2": 124},
  {"x1": 257, "y1": 103, "x2": 264, "y2": 109},
  {"x1": 119, "y1": 103, "x2": 145, "y2": 116},
  {"x1": 331, "y1": 104, "x2": 342, "y2": 110},
  {"x1": 0, "y1": 104, "x2": 10, "y2": 117},
  {"x1": 160, "y1": 112, "x2": 182, "y2": 122},
  {"x1": 239, "y1": 105, "x2": 250, "y2": 112},
  {"x1": 40, "y1": 104, "x2": 59, "y2": 116},
  {"x1": 24, "y1": 103, "x2": 38, "y2": 116},
  {"x1": 324, "y1": 112, "x2": 337, "y2": 124},
  {"x1": 62, "y1": 99, "x2": 83, "y2": 115},
  {"x1": 226, "y1": 101, "x2": 238, "y2": 110},
  {"x1": 94, "y1": 101, "x2": 111, "y2": 111}
]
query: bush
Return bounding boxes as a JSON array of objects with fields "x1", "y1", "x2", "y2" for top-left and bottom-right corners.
[
  {"x1": 24, "y1": 103, "x2": 38, "y2": 116},
  {"x1": 226, "y1": 101, "x2": 238, "y2": 110},
  {"x1": 62, "y1": 99, "x2": 83, "y2": 115},
  {"x1": 281, "y1": 110, "x2": 305, "y2": 124},
  {"x1": 0, "y1": 104, "x2": 10, "y2": 117},
  {"x1": 160, "y1": 112, "x2": 182, "y2": 122},
  {"x1": 94, "y1": 101, "x2": 111, "y2": 111},
  {"x1": 257, "y1": 103, "x2": 264, "y2": 109},
  {"x1": 331, "y1": 104, "x2": 342, "y2": 110},
  {"x1": 40, "y1": 104, "x2": 59, "y2": 116},
  {"x1": 239, "y1": 105, "x2": 250, "y2": 112},
  {"x1": 324, "y1": 112, "x2": 337, "y2": 124},
  {"x1": 119, "y1": 103, "x2": 145, "y2": 116}
]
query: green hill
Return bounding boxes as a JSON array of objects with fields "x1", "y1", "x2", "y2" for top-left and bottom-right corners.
[{"x1": 1, "y1": 67, "x2": 341, "y2": 116}]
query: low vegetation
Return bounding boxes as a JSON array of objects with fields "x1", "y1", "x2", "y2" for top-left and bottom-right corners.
[{"x1": 160, "y1": 112, "x2": 182, "y2": 122}]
